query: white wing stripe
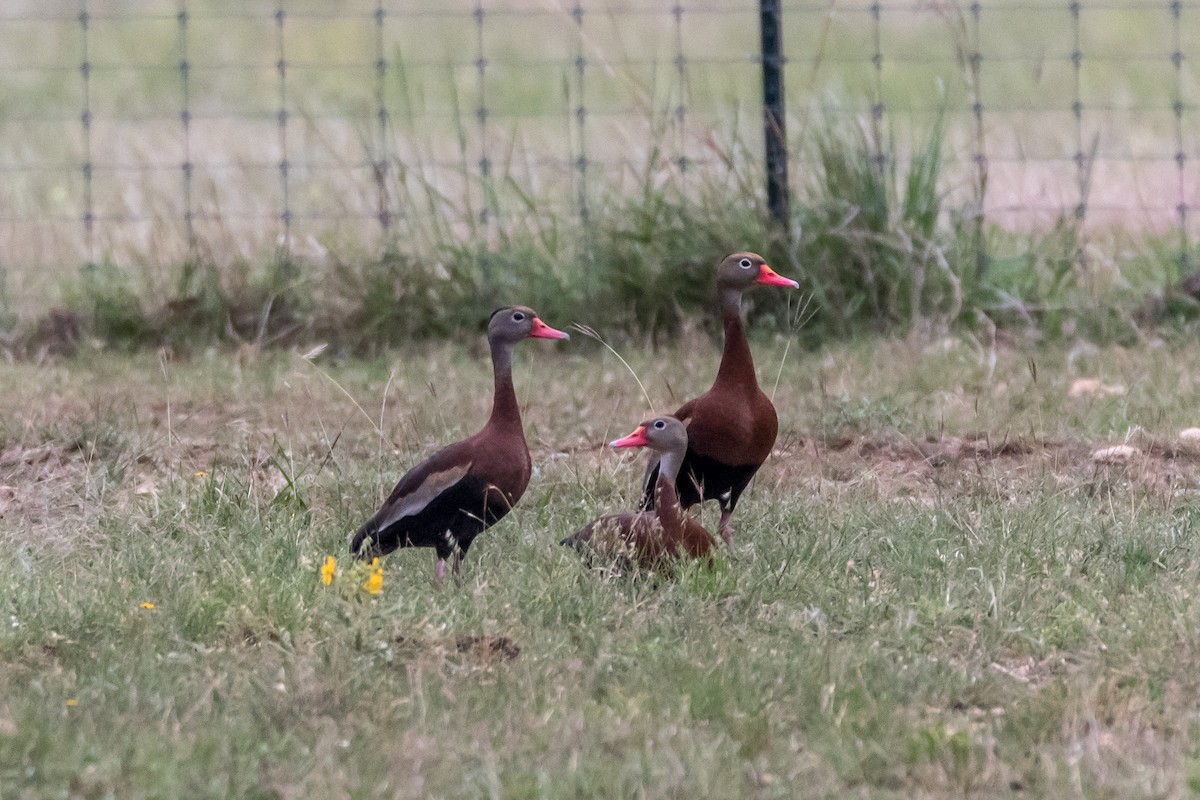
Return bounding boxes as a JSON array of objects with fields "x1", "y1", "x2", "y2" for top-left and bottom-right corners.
[{"x1": 376, "y1": 462, "x2": 471, "y2": 531}]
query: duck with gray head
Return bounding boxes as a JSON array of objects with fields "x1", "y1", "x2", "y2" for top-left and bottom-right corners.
[
  {"x1": 563, "y1": 416, "x2": 717, "y2": 569},
  {"x1": 640, "y1": 252, "x2": 798, "y2": 546},
  {"x1": 351, "y1": 306, "x2": 569, "y2": 586}
]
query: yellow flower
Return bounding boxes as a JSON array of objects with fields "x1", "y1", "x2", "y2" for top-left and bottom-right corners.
[
  {"x1": 362, "y1": 557, "x2": 383, "y2": 595},
  {"x1": 65, "y1": 698, "x2": 78, "y2": 707},
  {"x1": 320, "y1": 555, "x2": 336, "y2": 586},
  {"x1": 194, "y1": 471, "x2": 207, "y2": 477},
  {"x1": 139, "y1": 602, "x2": 155, "y2": 610}
]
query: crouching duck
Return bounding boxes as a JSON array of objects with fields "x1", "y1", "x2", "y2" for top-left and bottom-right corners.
[
  {"x1": 562, "y1": 416, "x2": 717, "y2": 569},
  {"x1": 640, "y1": 252, "x2": 797, "y2": 545},
  {"x1": 351, "y1": 306, "x2": 569, "y2": 585}
]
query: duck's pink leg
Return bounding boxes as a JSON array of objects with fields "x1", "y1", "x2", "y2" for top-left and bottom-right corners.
[{"x1": 718, "y1": 509, "x2": 734, "y2": 547}]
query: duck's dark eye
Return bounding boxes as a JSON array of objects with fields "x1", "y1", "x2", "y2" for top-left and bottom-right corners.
[
  {"x1": 512, "y1": 312, "x2": 525, "y2": 322},
  {"x1": 654, "y1": 420, "x2": 666, "y2": 429},
  {"x1": 739, "y1": 258, "x2": 752, "y2": 269}
]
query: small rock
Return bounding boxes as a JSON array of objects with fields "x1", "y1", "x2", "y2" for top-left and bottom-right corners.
[
  {"x1": 1180, "y1": 428, "x2": 1200, "y2": 442},
  {"x1": 1092, "y1": 445, "x2": 1139, "y2": 463}
]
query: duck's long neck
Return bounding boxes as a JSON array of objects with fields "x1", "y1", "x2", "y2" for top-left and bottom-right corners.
[
  {"x1": 487, "y1": 338, "x2": 524, "y2": 435},
  {"x1": 714, "y1": 287, "x2": 758, "y2": 390},
  {"x1": 653, "y1": 446, "x2": 688, "y2": 530}
]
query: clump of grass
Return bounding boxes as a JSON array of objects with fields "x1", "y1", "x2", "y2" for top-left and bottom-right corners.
[
  {"x1": 313, "y1": 248, "x2": 462, "y2": 351},
  {"x1": 61, "y1": 254, "x2": 307, "y2": 353},
  {"x1": 586, "y1": 188, "x2": 782, "y2": 341},
  {"x1": 443, "y1": 240, "x2": 587, "y2": 335},
  {"x1": 1127, "y1": 236, "x2": 1200, "y2": 328},
  {"x1": 310, "y1": 241, "x2": 585, "y2": 353},
  {"x1": 975, "y1": 224, "x2": 1200, "y2": 343},
  {"x1": 794, "y1": 104, "x2": 963, "y2": 335},
  {"x1": 295, "y1": 157, "x2": 796, "y2": 352},
  {"x1": 69, "y1": 260, "x2": 157, "y2": 348}
]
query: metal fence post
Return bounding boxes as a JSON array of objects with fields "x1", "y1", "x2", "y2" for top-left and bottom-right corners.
[
  {"x1": 79, "y1": 5, "x2": 95, "y2": 265},
  {"x1": 759, "y1": 0, "x2": 789, "y2": 228}
]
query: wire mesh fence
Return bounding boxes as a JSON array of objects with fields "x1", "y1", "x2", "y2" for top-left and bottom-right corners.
[{"x1": 2, "y1": 0, "x2": 1198, "y2": 310}]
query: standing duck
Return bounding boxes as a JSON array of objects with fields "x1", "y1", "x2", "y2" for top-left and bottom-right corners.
[
  {"x1": 350, "y1": 306, "x2": 569, "y2": 585},
  {"x1": 562, "y1": 416, "x2": 716, "y2": 568},
  {"x1": 640, "y1": 252, "x2": 798, "y2": 545}
]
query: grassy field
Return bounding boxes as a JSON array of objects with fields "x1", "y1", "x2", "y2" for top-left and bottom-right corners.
[
  {"x1": 3, "y1": 328, "x2": 1200, "y2": 798},
  {"x1": 4, "y1": 2, "x2": 1199, "y2": 795}
]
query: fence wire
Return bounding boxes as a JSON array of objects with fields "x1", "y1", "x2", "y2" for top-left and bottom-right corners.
[{"x1": 1, "y1": 0, "x2": 1197, "y2": 307}]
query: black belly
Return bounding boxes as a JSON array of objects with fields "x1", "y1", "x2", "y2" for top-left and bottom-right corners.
[
  {"x1": 640, "y1": 448, "x2": 760, "y2": 512},
  {"x1": 353, "y1": 476, "x2": 514, "y2": 560}
]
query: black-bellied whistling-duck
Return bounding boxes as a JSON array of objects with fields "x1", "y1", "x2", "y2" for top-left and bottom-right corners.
[
  {"x1": 640, "y1": 252, "x2": 798, "y2": 545},
  {"x1": 562, "y1": 416, "x2": 717, "y2": 568},
  {"x1": 350, "y1": 306, "x2": 568, "y2": 585}
]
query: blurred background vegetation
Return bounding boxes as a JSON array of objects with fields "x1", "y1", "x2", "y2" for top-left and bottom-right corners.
[{"x1": 1, "y1": 0, "x2": 1198, "y2": 354}]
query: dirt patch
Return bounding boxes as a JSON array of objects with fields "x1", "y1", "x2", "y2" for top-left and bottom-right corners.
[
  {"x1": 454, "y1": 635, "x2": 521, "y2": 663},
  {"x1": 0, "y1": 443, "x2": 92, "y2": 529},
  {"x1": 814, "y1": 433, "x2": 1040, "y2": 463},
  {"x1": 0, "y1": 442, "x2": 81, "y2": 482},
  {"x1": 764, "y1": 432, "x2": 1200, "y2": 505},
  {"x1": 563, "y1": 428, "x2": 1200, "y2": 508}
]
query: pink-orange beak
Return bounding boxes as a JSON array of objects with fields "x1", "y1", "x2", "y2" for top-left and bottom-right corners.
[
  {"x1": 528, "y1": 317, "x2": 570, "y2": 340},
  {"x1": 756, "y1": 264, "x2": 800, "y2": 289},
  {"x1": 609, "y1": 425, "x2": 649, "y2": 448}
]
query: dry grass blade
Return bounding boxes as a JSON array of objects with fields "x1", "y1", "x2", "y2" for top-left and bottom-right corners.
[
  {"x1": 771, "y1": 292, "x2": 817, "y2": 402},
  {"x1": 298, "y1": 353, "x2": 386, "y2": 439},
  {"x1": 572, "y1": 323, "x2": 655, "y2": 415},
  {"x1": 377, "y1": 367, "x2": 398, "y2": 476}
]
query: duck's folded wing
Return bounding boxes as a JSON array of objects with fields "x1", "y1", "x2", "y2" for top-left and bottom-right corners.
[
  {"x1": 351, "y1": 444, "x2": 474, "y2": 553},
  {"x1": 374, "y1": 460, "x2": 473, "y2": 531}
]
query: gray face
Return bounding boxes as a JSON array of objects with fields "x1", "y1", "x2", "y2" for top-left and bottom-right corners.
[
  {"x1": 488, "y1": 305, "x2": 539, "y2": 344},
  {"x1": 716, "y1": 251, "x2": 768, "y2": 291},
  {"x1": 638, "y1": 416, "x2": 689, "y2": 454}
]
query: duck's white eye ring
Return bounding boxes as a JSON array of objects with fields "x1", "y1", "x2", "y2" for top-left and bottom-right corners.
[
  {"x1": 654, "y1": 420, "x2": 666, "y2": 429},
  {"x1": 739, "y1": 258, "x2": 752, "y2": 269},
  {"x1": 512, "y1": 312, "x2": 525, "y2": 321}
]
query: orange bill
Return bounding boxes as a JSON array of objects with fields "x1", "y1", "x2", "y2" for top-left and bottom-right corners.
[
  {"x1": 755, "y1": 264, "x2": 799, "y2": 288},
  {"x1": 609, "y1": 425, "x2": 649, "y2": 448},
  {"x1": 529, "y1": 317, "x2": 570, "y2": 340}
]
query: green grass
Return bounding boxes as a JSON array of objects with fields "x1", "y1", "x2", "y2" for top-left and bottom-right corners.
[
  {"x1": 4, "y1": 6, "x2": 1199, "y2": 791},
  {"x1": 3, "y1": 334, "x2": 1200, "y2": 797}
]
